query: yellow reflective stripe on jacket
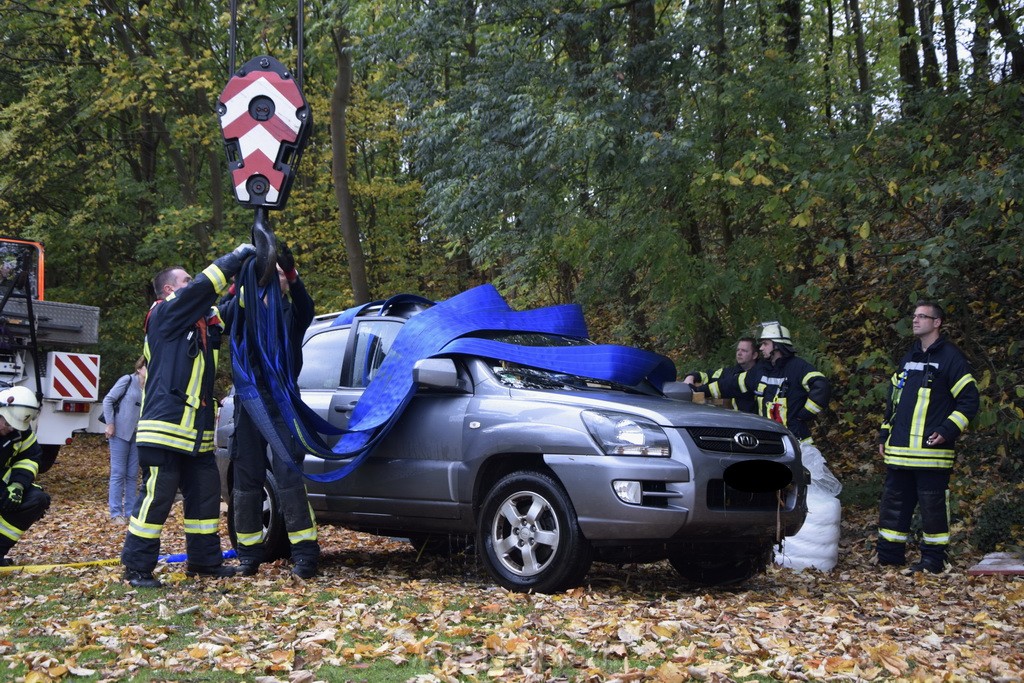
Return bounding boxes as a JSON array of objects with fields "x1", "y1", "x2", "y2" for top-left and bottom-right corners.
[
  {"x1": 201, "y1": 263, "x2": 229, "y2": 294},
  {"x1": 879, "y1": 527, "x2": 909, "y2": 543},
  {"x1": 949, "y1": 410, "x2": 969, "y2": 432},
  {"x1": 11, "y1": 458, "x2": 38, "y2": 479},
  {"x1": 184, "y1": 517, "x2": 219, "y2": 535},
  {"x1": 801, "y1": 370, "x2": 825, "y2": 392},
  {"x1": 883, "y1": 445, "x2": 955, "y2": 468},
  {"x1": 910, "y1": 387, "x2": 931, "y2": 446},
  {"x1": 805, "y1": 398, "x2": 823, "y2": 415},
  {"x1": 950, "y1": 373, "x2": 975, "y2": 397},
  {"x1": 137, "y1": 420, "x2": 199, "y2": 450},
  {"x1": 16, "y1": 431, "x2": 38, "y2": 449}
]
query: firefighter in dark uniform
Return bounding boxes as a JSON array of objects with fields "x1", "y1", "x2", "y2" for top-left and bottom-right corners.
[
  {"x1": 751, "y1": 322, "x2": 830, "y2": 443},
  {"x1": 877, "y1": 300, "x2": 978, "y2": 573},
  {"x1": 682, "y1": 337, "x2": 763, "y2": 413},
  {"x1": 0, "y1": 387, "x2": 47, "y2": 566},
  {"x1": 702, "y1": 324, "x2": 830, "y2": 437},
  {"x1": 120, "y1": 244, "x2": 254, "y2": 588},
  {"x1": 220, "y1": 243, "x2": 319, "y2": 579}
]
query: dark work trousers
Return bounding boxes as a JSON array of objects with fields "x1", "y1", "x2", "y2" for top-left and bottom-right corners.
[
  {"x1": 0, "y1": 486, "x2": 51, "y2": 558},
  {"x1": 231, "y1": 400, "x2": 318, "y2": 564},
  {"x1": 121, "y1": 446, "x2": 224, "y2": 573},
  {"x1": 877, "y1": 466, "x2": 952, "y2": 567}
]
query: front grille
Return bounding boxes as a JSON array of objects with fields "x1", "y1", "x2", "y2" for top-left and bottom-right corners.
[
  {"x1": 706, "y1": 479, "x2": 784, "y2": 510},
  {"x1": 686, "y1": 427, "x2": 786, "y2": 455}
]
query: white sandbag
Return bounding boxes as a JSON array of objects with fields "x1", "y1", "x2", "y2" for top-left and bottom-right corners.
[
  {"x1": 775, "y1": 445, "x2": 842, "y2": 571},
  {"x1": 802, "y1": 444, "x2": 842, "y2": 496}
]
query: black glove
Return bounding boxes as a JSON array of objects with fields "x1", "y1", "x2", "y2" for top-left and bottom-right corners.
[
  {"x1": 276, "y1": 241, "x2": 295, "y2": 274},
  {"x1": 217, "y1": 243, "x2": 257, "y2": 279},
  {"x1": 232, "y1": 242, "x2": 256, "y2": 261},
  {"x1": 0, "y1": 482, "x2": 23, "y2": 512}
]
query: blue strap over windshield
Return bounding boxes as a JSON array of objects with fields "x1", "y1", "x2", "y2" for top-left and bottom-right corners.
[
  {"x1": 232, "y1": 271, "x2": 676, "y2": 482},
  {"x1": 437, "y1": 338, "x2": 677, "y2": 390}
]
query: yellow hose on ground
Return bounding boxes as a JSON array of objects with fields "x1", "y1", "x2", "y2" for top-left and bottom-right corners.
[{"x1": 0, "y1": 558, "x2": 120, "y2": 574}]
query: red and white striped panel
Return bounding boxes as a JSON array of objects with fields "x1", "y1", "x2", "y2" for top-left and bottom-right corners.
[
  {"x1": 45, "y1": 352, "x2": 101, "y2": 401},
  {"x1": 219, "y1": 72, "x2": 305, "y2": 204}
]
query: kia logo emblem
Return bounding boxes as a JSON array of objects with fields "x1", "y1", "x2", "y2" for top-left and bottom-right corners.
[{"x1": 733, "y1": 432, "x2": 759, "y2": 450}]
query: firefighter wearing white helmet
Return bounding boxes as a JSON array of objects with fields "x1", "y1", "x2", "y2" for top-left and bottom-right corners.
[
  {"x1": 688, "y1": 321, "x2": 830, "y2": 442},
  {"x1": 0, "y1": 386, "x2": 50, "y2": 566},
  {"x1": 753, "y1": 321, "x2": 830, "y2": 443}
]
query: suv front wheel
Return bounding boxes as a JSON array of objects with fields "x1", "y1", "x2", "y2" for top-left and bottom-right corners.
[{"x1": 477, "y1": 470, "x2": 593, "y2": 593}]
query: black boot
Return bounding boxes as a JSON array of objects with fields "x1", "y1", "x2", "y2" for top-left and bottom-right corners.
[
  {"x1": 909, "y1": 544, "x2": 946, "y2": 574},
  {"x1": 291, "y1": 559, "x2": 317, "y2": 579},
  {"x1": 238, "y1": 559, "x2": 260, "y2": 577},
  {"x1": 123, "y1": 568, "x2": 163, "y2": 588}
]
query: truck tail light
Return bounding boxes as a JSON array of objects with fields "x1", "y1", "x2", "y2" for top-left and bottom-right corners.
[{"x1": 60, "y1": 401, "x2": 91, "y2": 414}]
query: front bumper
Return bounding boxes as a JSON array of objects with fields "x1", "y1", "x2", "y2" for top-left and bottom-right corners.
[{"x1": 544, "y1": 450, "x2": 806, "y2": 543}]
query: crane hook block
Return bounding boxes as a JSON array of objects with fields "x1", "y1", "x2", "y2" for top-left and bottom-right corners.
[{"x1": 217, "y1": 55, "x2": 313, "y2": 210}]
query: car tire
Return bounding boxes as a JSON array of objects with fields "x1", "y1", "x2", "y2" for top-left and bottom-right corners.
[
  {"x1": 477, "y1": 470, "x2": 592, "y2": 593},
  {"x1": 667, "y1": 541, "x2": 773, "y2": 586},
  {"x1": 227, "y1": 470, "x2": 289, "y2": 561}
]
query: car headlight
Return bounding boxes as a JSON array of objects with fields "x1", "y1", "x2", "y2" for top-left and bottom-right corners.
[{"x1": 581, "y1": 410, "x2": 671, "y2": 456}]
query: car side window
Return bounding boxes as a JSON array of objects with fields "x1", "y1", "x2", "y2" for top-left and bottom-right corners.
[
  {"x1": 297, "y1": 328, "x2": 351, "y2": 390},
  {"x1": 348, "y1": 319, "x2": 403, "y2": 388}
]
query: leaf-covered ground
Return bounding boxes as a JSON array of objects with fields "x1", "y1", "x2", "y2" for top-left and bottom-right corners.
[{"x1": 2, "y1": 435, "x2": 1022, "y2": 682}]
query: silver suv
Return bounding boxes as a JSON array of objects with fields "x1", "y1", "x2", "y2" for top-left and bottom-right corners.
[{"x1": 216, "y1": 299, "x2": 807, "y2": 592}]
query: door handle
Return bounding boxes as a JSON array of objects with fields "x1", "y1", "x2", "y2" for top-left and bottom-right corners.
[{"x1": 333, "y1": 401, "x2": 358, "y2": 413}]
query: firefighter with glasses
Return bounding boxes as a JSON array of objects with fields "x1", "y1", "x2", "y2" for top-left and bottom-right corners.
[
  {"x1": 876, "y1": 300, "x2": 978, "y2": 573},
  {"x1": 0, "y1": 386, "x2": 47, "y2": 567}
]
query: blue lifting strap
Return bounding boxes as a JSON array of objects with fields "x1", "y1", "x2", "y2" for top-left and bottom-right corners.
[{"x1": 231, "y1": 262, "x2": 677, "y2": 483}]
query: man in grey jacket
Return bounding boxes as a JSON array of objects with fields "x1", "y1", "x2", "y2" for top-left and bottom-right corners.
[{"x1": 103, "y1": 356, "x2": 147, "y2": 523}]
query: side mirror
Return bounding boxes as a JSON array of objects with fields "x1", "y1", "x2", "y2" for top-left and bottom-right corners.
[
  {"x1": 413, "y1": 358, "x2": 461, "y2": 389},
  {"x1": 662, "y1": 381, "x2": 694, "y2": 402}
]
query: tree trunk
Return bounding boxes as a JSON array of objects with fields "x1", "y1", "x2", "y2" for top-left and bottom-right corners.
[
  {"x1": 939, "y1": 0, "x2": 960, "y2": 89},
  {"x1": 984, "y1": 0, "x2": 1024, "y2": 82},
  {"x1": 918, "y1": 0, "x2": 942, "y2": 88},
  {"x1": 897, "y1": 0, "x2": 922, "y2": 99},
  {"x1": 971, "y1": 3, "x2": 992, "y2": 86},
  {"x1": 710, "y1": 0, "x2": 733, "y2": 249},
  {"x1": 824, "y1": 0, "x2": 835, "y2": 124},
  {"x1": 848, "y1": 0, "x2": 873, "y2": 123},
  {"x1": 330, "y1": 23, "x2": 371, "y2": 304},
  {"x1": 779, "y1": 0, "x2": 801, "y2": 58}
]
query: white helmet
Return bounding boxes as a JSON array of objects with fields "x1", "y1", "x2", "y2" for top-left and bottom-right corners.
[
  {"x1": 759, "y1": 321, "x2": 793, "y2": 346},
  {"x1": 0, "y1": 386, "x2": 41, "y2": 431}
]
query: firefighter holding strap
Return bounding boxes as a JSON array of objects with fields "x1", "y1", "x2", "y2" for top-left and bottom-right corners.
[
  {"x1": 876, "y1": 300, "x2": 978, "y2": 573},
  {"x1": 0, "y1": 387, "x2": 47, "y2": 566},
  {"x1": 120, "y1": 244, "x2": 255, "y2": 588},
  {"x1": 220, "y1": 243, "x2": 319, "y2": 579}
]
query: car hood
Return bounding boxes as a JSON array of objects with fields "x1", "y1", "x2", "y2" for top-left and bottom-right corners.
[{"x1": 506, "y1": 386, "x2": 788, "y2": 432}]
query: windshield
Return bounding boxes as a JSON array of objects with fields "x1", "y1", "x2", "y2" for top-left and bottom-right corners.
[{"x1": 484, "y1": 332, "x2": 658, "y2": 395}]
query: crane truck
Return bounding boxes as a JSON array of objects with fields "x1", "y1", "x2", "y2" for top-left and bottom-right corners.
[{"x1": 0, "y1": 237, "x2": 101, "y2": 472}]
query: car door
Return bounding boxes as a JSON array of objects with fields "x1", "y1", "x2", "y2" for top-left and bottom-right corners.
[{"x1": 301, "y1": 317, "x2": 470, "y2": 521}]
